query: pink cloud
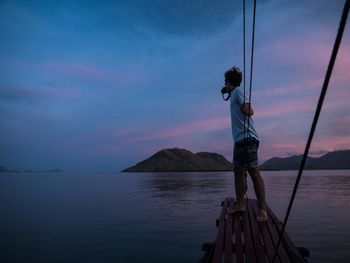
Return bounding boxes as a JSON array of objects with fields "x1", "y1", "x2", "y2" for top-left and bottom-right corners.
[
  {"x1": 258, "y1": 32, "x2": 333, "y2": 67},
  {"x1": 0, "y1": 60, "x2": 150, "y2": 87},
  {"x1": 255, "y1": 38, "x2": 350, "y2": 98},
  {"x1": 41, "y1": 62, "x2": 146, "y2": 86},
  {"x1": 264, "y1": 135, "x2": 350, "y2": 155},
  {"x1": 254, "y1": 78, "x2": 324, "y2": 97},
  {"x1": 255, "y1": 96, "x2": 317, "y2": 118},
  {"x1": 126, "y1": 116, "x2": 230, "y2": 142},
  {"x1": 0, "y1": 83, "x2": 83, "y2": 102}
]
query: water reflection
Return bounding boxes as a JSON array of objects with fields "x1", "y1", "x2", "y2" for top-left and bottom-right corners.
[{"x1": 139, "y1": 172, "x2": 230, "y2": 201}]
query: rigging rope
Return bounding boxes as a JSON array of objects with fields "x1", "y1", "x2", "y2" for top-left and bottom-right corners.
[
  {"x1": 246, "y1": 0, "x2": 257, "y2": 138},
  {"x1": 271, "y1": 1, "x2": 350, "y2": 262},
  {"x1": 243, "y1": 0, "x2": 247, "y2": 139},
  {"x1": 242, "y1": 0, "x2": 248, "y2": 191},
  {"x1": 242, "y1": 0, "x2": 257, "y2": 192}
]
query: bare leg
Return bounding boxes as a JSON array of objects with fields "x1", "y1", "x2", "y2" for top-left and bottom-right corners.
[
  {"x1": 248, "y1": 167, "x2": 267, "y2": 221},
  {"x1": 227, "y1": 166, "x2": 246, "y2": 214},
  {"x1": 234, "y1": 166, "x2": 246, "y2": 206}
]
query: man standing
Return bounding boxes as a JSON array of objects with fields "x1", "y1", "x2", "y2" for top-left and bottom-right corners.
[{"x1": 223, "y1": 66, "x2": 267, "y2": 222}]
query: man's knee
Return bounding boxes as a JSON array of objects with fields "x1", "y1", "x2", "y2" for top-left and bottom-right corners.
[
  {"x1": 234, "y1": 166, "x2": 245, "y2": 175},
  {"x1": 248, "y1": 167, "x2": 261, "y2": 180}
]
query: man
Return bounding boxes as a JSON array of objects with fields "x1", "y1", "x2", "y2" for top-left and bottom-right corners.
[{"x1": 223, "y1": 66, "x2": 267, "y2": 222}]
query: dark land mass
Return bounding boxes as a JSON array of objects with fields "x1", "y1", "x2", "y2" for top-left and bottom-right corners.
[
  {"x1": 122, "y1": 148, "x2": 233, "y2": 172},
  {"x1": 123, "y1": 148, "x2": 350, "y2": 172},
  {"x1": 23, "y1": 169, "x2": 64, "y2": 173},
  {"x1": 259, "y1": 149, "x2": 350, "y2": 170},
  {"x1": 0, "y1": 166, "x2": 19, "y2": 172},
  {"x1": 0, "y1": 166, "x2": 63, "y2": 173}
]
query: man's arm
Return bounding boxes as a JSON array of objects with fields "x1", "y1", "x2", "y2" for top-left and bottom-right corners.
[{"x1": 240, "y1": 103, "x2": 254, "y2": 116}]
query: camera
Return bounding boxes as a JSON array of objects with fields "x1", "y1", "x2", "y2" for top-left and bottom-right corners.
[
  {"x1": 221, "y1": 86, "x2": 228, "y2": 94},
  {"x1": 221, "y1": 86, "x2": 231, "y2": 101}
]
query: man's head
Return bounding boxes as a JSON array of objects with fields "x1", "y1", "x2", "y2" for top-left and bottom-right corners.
[{"x1": 225, "y1": 66, "x2": 242, "y2": 87}]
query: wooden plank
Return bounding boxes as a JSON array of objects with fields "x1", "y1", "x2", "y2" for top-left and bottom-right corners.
[
  {"x1": 247, "y1": 199, "x2": 268, "y2": 263},
  {"x1": 251, "y1": 200, "x2": 281, "y2": 263},
  {"x1": 266, "y1": 206, "x2": 306, "y2": 263},
  {"x1": 242, "y1": 200, "x2": 256, "y2": 263},
  {"x1": 224, "y1": 198, "x2": 234, "y2": 263},
  {"x1": 212, "y1": 197, "x2": 230, "y2": 263},
  {"x1": 264, "y1": 205, "x2": 292, "y2": 263},
  {"x1": 234, "y1": 212, "x2": 244, "y2": 263}
]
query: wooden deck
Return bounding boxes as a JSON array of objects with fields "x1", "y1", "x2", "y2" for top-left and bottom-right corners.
[{"x1": 199, "y1": 198, "x2": 309, "y2": 263}]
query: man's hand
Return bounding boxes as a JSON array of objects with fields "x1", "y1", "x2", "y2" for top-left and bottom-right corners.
[{"x1": 240, "y1": 103, "x2": 254, "y2": 116}]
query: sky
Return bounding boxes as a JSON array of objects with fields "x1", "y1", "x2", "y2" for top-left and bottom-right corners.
[{"x1": 0, "y1": 0, "x2": 349, "y2": 173}]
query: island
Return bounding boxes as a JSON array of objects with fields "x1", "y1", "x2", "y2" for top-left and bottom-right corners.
[
  {"x1": 122, "y1": 148, "x2": 233, "y2": 172},
  {"x1": 259, "y1": 149, "x2": 350, "y2": 170},
  {"x1": 0, "y1": 166, "x2": 63, "y2": 173},
  {"x1": 122, "y1": 148, "x2": 350, "y2": 172}
]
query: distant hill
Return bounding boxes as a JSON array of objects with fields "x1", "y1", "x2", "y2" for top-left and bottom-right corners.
[
  {"x1": 0, "y1": 166, "x2": 63, "y2": 173},
  {"x1": 260, "y1": 150, "x2": 350, "y2": 170},
  {"x1": 0, "y1": 165, "x2": 19, "y2": 172},
  {"x1": 123, "y1": 149, "x2": 350, "y2": 172},
  {"x1": 122, "y1": 148, "x2": 233, "y2": 172}
]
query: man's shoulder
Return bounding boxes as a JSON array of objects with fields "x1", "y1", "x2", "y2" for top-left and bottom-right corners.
[
  {"x1": 230, "y1": 87, "x2": 242, "y2": 100},
  {"x1": 232, "y1": 87, "x2": 243, "y2": 94}
]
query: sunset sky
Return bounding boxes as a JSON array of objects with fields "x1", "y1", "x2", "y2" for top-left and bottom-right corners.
[{"x1": 1, "y1": 0, "x2": 349, "y2": 172}]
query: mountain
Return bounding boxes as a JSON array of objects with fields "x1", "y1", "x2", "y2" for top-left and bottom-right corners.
[
  {"x1": 122, "y1": 148, "x2": 233, "y2": 172},
  {"x1": 0, "y1": 166, "x2": 63, "y2": 173},
  {"x1": 0, "y1": 166, "x2": 19, "y2": 172},
  {"x1": 260, "y1": 150, "x2": 350, "y2": 170},
  {"x1": 123, "y1": 149, "x2": 350, "y2": 172}
]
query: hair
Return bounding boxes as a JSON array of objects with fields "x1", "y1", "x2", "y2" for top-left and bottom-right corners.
[{"x1": 224, "y1": 67, "x2": 242, "y2": 86}]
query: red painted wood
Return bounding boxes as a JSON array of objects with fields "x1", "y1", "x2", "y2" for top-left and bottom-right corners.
[
  {"x1": 210, "y1": 198, "x2": 305, "y2": 263},
  {"x1": 212, "y1": 198, "x2": 230, "y2": 263},
  {"x1": 242, "y1": 200, "x2": 256, "y2": 263},
  {"x1": 266, "y1": 205, "x2": 306, "y2": 263},
  {"x1": 264, "y1": 205, "x2": 292, "y2": 263},
  {"x1": 234, "y1": 212, "x2": 244, "y2": 263},
  {"x1": 224, "y1": 198, "x2": 234, "y2": 263},
  {"x1": 247, "y1": 199, "x2": 268, "y2": 263},
  {"x1": 251, "y1": 200, "x2": 281, "y2": 263}
]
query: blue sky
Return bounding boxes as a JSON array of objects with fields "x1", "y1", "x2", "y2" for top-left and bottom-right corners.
[{"x1": 0, "y1": 0, "x2": 349, "y2": 172}]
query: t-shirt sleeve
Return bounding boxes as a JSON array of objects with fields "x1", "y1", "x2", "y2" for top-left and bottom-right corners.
[{"x1": 236, "y1": 88, "x2": 249, "y2": 105}]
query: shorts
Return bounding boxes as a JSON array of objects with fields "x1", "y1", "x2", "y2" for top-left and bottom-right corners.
[{"x1": 233, "y1": 138, "x2": 259, "y2": 169}]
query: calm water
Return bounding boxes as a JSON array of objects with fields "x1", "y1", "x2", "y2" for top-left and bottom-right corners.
[{"x1": 1, "y1": 170, "x2": 350, "y2": 263}]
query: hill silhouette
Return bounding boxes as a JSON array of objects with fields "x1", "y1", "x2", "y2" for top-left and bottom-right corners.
[
  {"x1": 123, "y1": 149, "x2": 350, "y2": 172},
  {"x1": 260, "y1": 150, "x2": 350, "y2": 170},
  {"x1": 122, "y1": 148, "x2": 233, "y2": 172}
]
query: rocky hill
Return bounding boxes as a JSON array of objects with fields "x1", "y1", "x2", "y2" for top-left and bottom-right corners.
[
  {"x1": 123, "y1": 148, "x2": 350, "y2": 172},
  {"x1": 0, "y1": 166, "x2": 63, "y2": 173},
  {"x1": 260, "y1": 150, "x2": 350, "y2": 170},
  {"x1": 122, "y1": 148, "x2": 233, "y2": 172}
]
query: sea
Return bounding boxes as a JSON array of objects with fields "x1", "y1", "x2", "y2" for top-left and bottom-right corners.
[{"x1": 1, "y1": 170, "x2": 350, "y2": 263}]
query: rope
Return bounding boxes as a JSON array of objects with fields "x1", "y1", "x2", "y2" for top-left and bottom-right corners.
[
  {"x1": 271, "y1": 1, "x2": 350, "y2": 262},
  {"x1": 242, "y1": 0, "x2": 248, "y2": 192},
  {"x1": 241, "y1": 0, "x2": 256, "y2": 192},
  {"x1": 243, "y1": 0, "x2": 247, "y2": 140},
  {"x1": 246, "y1": 0, "x2": 257, "y2": 138}
]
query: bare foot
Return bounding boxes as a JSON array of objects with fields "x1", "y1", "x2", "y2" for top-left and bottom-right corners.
[
  {"x1": 257, "y1": 209, "x2": 268, "y2": 222},
  {"x1": 227, "y1": 202, "x2": 245, "y2": 214}
]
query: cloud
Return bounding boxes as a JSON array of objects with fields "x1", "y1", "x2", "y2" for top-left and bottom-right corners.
[
  {"x1": 0, "y1": 84, "x2": 82, "y2": 103},
  {"x1": 41, "y1": 61, "x2": 150, "y2": 87},
  {"x1": 309, "y1": 149, "x2": 329, "y2": 156}
]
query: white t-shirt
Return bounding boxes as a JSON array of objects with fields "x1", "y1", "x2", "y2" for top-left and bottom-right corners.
[{"x1": 229, "y1": 87, "x2": 259, "y2": 143}]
